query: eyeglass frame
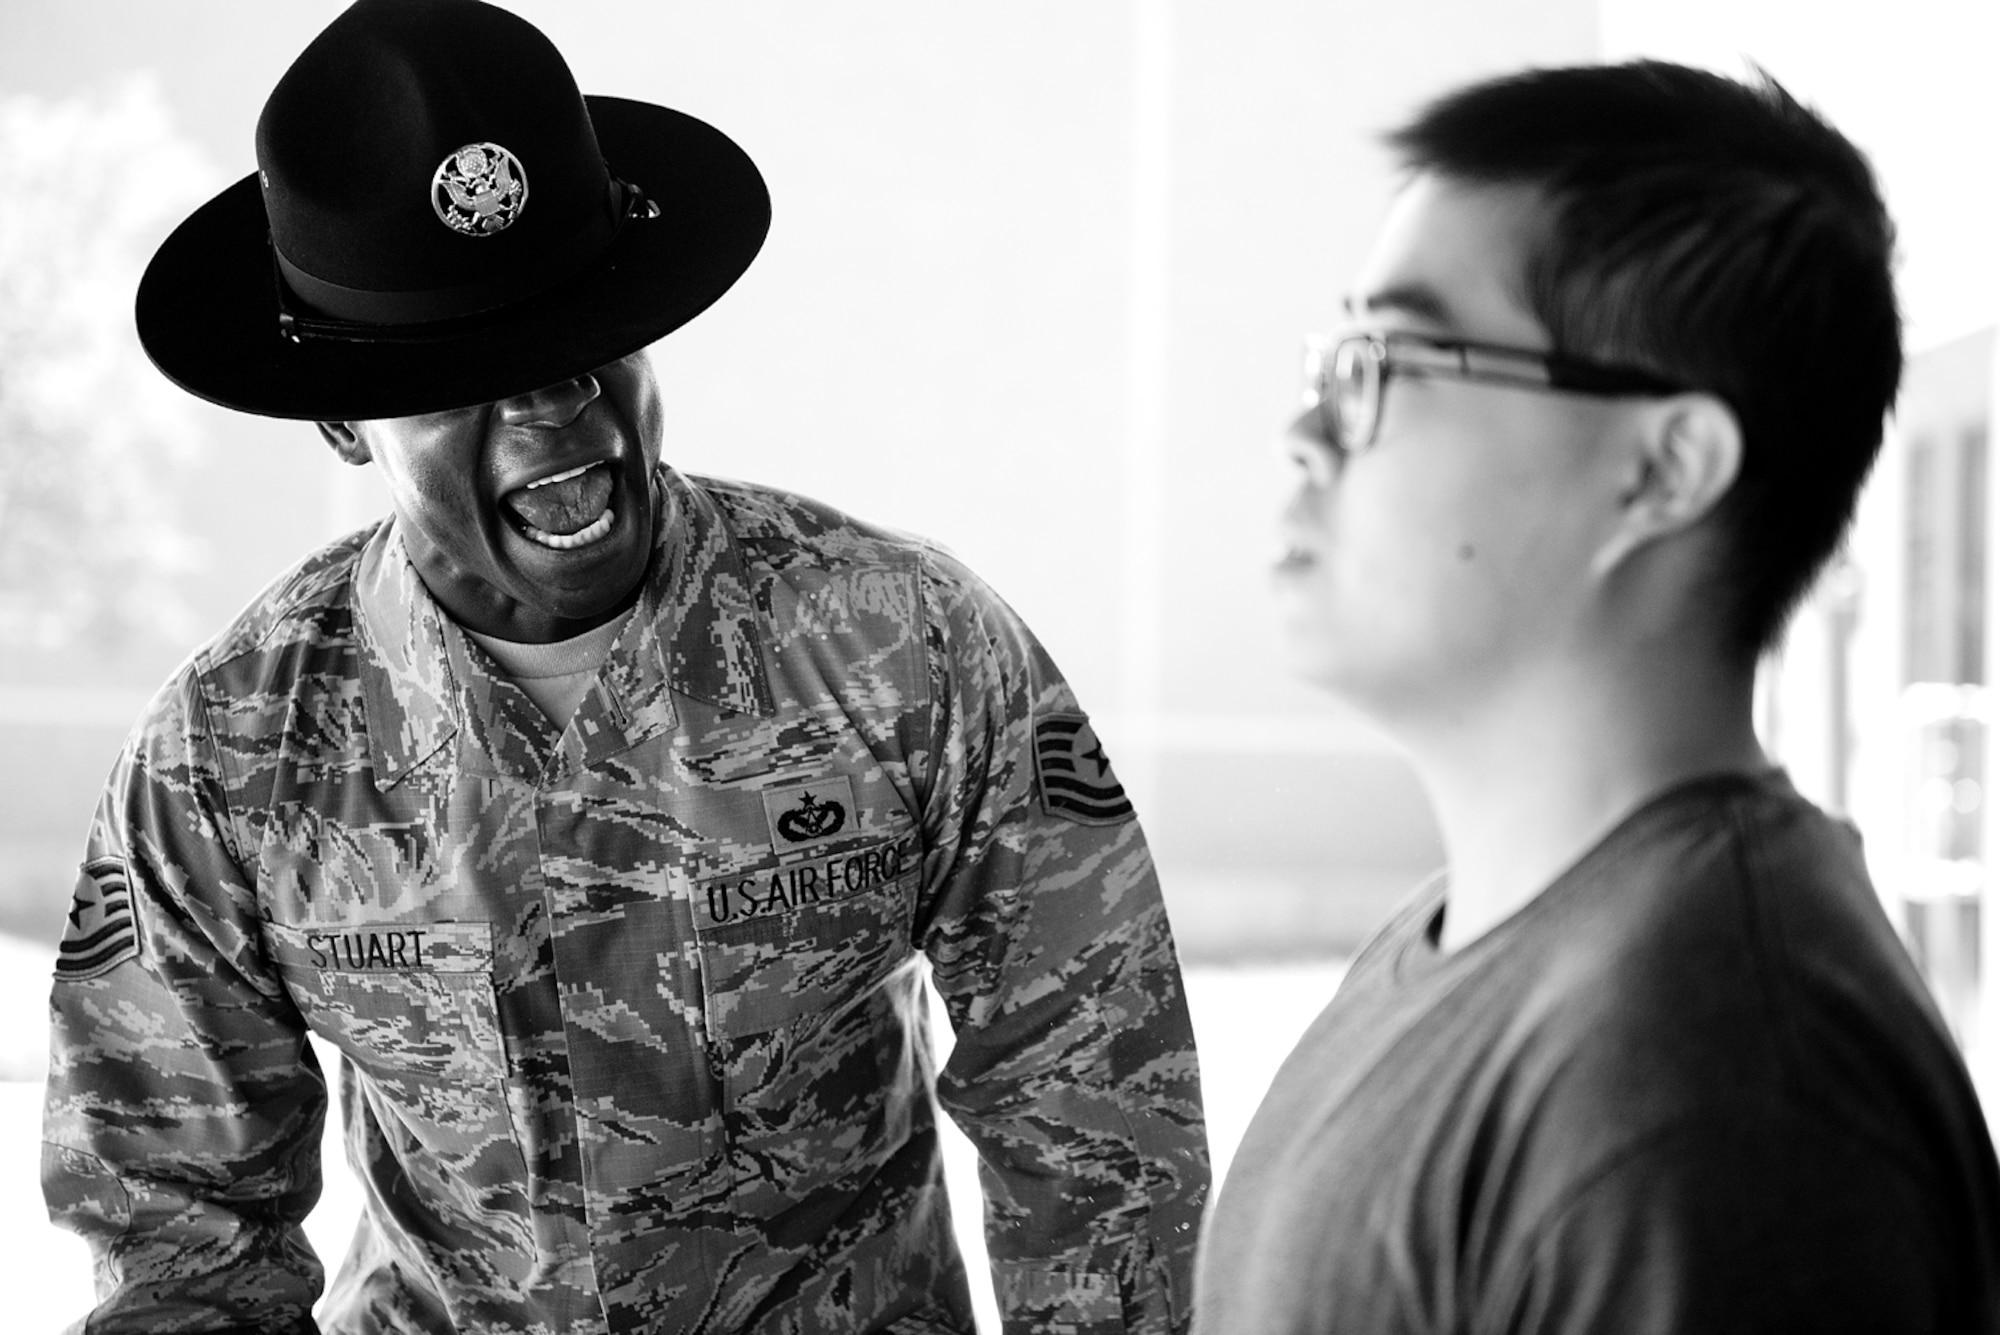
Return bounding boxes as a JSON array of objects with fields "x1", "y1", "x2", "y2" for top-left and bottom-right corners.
[{"x1": 1300, "y1": 330, "x2": 1695, "y2": 460}]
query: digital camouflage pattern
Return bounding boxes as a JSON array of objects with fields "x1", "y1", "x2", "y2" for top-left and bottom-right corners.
[{"x1": 43, "y1": 467, "x2": 1209, "y2": 1335}]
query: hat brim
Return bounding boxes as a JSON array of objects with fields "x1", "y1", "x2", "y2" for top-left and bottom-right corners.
[{"x1": 136, "y1": 97, "x2": 770, "y2": 421}]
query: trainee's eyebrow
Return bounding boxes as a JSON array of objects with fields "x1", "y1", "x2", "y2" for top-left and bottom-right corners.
[{"x1": 1352, "y1": 282, "x2": 1458, "y2": 330}]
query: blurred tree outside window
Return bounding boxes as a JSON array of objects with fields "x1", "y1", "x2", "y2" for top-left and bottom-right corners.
[{"x1": 0, "y1": 75, "x2": 214, "y2": 660}]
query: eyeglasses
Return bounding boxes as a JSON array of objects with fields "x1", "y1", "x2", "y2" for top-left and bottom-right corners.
[{"x1": 1300, "y1": 330, "x2": 1692, "y2": 460}]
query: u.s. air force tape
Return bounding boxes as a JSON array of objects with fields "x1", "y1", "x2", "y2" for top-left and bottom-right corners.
[
  {"x1": 699, "y1": 836, "x2": 914, "y2": 926},
  {"x1": 1033, "y1": 712, "x2": 1134, "y2": 826}
]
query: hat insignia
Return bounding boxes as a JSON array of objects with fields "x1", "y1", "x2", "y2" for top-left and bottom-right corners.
[{"x1": 431, "y1": 141, "x2": 528, "y2": 236}]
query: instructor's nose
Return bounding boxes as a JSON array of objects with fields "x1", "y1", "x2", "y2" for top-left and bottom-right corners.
[{"x1": 497, "y1": 372, "x2": 601, "y2": 428}]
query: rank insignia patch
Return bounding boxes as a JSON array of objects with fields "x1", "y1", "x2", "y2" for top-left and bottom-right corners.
[
  {"x1": 1034, "y1": 712, "x2": 1134, "y2": 825},
  {"x1": 761, "y1": 775, "x2": 857, "y2": 852},
  {"x1": 55, "y1": 857, "x2": 139, "y2": 981}
]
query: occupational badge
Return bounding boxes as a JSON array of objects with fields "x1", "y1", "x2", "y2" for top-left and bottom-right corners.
[
  {"x1": 431, "y1": 141, "x2": 528, "y2": 235},
  {"x1": 761, "y1": 776, "x2": 856, "y2": 852},
  {"x1": 1034, "y1": 712, "x2": 1134, "y2": 825}
]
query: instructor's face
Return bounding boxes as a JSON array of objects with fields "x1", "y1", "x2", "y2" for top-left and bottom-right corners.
[{"x1": 322, "y1": 350, "x2": 665, "y2": 643}]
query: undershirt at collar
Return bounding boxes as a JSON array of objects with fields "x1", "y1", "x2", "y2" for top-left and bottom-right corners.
[{"x1": 464, "y1": 609, "x2": 634, "y2": 727}]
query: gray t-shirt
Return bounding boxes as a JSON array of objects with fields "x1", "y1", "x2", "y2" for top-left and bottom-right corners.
[{"x1": 1196, "y1": 770, "x2": 2000, "y2": 1334}]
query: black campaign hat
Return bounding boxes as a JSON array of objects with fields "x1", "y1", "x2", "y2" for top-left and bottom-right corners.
[{"x1": 136, "y1": 0, "x2": 770, "y2": 421}]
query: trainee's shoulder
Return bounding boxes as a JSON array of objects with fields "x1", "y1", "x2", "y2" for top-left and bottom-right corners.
[
  {"x1": 1714, "y1": 775, "x2": 1985, "y2": 1114},
  {"x1": 1527, "y1": 771, "x2": 1979, "y2": 1160},
  {"x1": 1531, "y1": 771, "x2": 1872, "y2": 995},
  {"x1": 1687, "y1": 774, "x2": 1937, "y2": 1043}
]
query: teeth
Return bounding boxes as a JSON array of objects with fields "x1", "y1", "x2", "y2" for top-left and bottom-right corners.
[
  {"x1": 525, "y1": 462, "x2": 595, "y2": 490},
  {"x1": 521, "y1": 506, "x2": 616, "y2": 550}
]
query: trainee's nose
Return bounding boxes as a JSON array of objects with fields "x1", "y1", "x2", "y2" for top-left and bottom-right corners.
[
  {"x1": 498, "y1": 372, "x2": 601, "y2": 427},
  {"x1": 1283, "y1": 407, "x2": 1339, "y2": 489}
]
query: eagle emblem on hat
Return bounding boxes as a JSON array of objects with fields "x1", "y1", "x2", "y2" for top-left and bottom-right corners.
[{"x1": 431, "y1": 141, "x2": 528, "y2": 235}]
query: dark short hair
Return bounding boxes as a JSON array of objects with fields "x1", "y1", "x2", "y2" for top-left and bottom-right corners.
[{"x1": 1388, "y1": 60, "x2": 1900, "y2": 657}]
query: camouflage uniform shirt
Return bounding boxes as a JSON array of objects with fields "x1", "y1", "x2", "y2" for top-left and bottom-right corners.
[{"x1": 43, "y1": 468, "x2": 1209, "y2": 1335}]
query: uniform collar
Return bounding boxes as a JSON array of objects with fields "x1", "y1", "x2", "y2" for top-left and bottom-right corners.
[{"x1": 354, "y1": 465, "x2": 775, "y2": 786}]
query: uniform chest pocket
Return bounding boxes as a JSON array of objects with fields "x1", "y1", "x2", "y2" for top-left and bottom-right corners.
[
  {"x1": 693, "y1": 836, "x2": 920, "y2": 1041},
  {"x1": 267, "y1": 920, "x2": 511, "y2": 1169},
  {"x1": 268, "y1": 920, "x2": 506, "y2": 1078},
  {"x1": 693, "y1": 839, "x2": 927, "y2": 1209}
]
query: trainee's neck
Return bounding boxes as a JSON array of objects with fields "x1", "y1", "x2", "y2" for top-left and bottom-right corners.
[{"x1": 1403, "y1": 650, "x2": 1767, "y2": 954}]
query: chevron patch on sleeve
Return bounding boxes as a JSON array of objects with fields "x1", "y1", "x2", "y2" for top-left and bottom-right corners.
[
  {"x1": 1033, "y1": 712, "x2": 1134, "y2": 825},
  {"x1": 55, "y1": 857, "x2": 140, "y2": 981}
]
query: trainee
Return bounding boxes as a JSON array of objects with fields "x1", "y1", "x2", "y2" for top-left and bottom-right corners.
[{"x1": 1198, "y1": 60, "x2": 2000, "y2": 1333}]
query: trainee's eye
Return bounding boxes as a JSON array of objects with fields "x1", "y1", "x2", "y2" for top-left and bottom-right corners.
[{"x1": 1330, "y1": 341, "x2": 1375, "y2": 446}]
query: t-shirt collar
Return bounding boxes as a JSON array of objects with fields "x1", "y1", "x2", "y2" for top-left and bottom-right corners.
[{"x1": 353, "y1": 464, "x2": 776, "y2": 786}]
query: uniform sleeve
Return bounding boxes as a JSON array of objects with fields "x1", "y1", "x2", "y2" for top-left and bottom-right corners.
[
  {"x1": 911, "y1": 551, "x2": 1210, "y2": 1335},
  {"x1": 1486, "y1": 1110, "x2": 1968, "y2": 1335},
  {"x1": 41, "y1": 671, "x2": 327, "y2": 1335}
]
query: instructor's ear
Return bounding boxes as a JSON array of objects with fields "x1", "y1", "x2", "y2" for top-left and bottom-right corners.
[
  {"x1": 318, "y1": 421, "x2": 372, "y2": 467},
  {"x1": 1592, "y1": 393, "x2": 1742, "y2": 576}
]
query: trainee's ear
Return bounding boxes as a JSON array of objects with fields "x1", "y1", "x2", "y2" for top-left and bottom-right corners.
[
  {"x1": 318, "y1": 421, "x2": 371, "y2": 466},
  {"x1": 1594, "y1": 393, "x2": 1742, "y2": 575}
]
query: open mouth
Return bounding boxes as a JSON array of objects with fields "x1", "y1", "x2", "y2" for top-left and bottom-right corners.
[{"x1": 503, "y1": 462, "x2": 617, "y2": 550}]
